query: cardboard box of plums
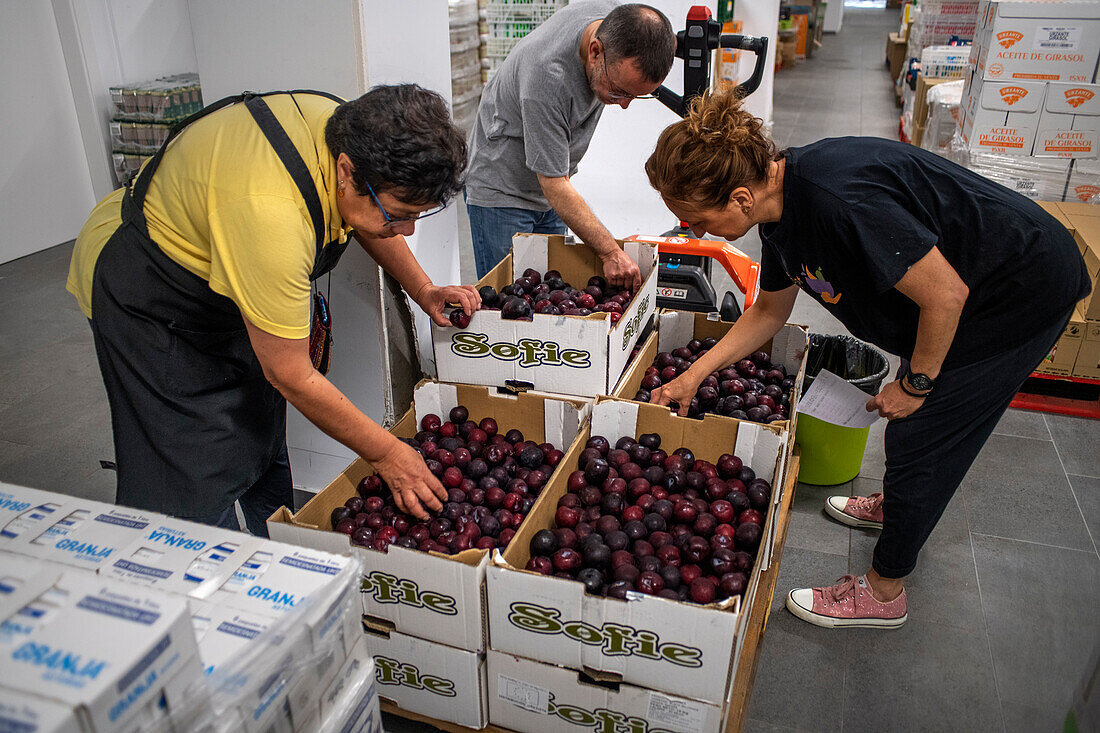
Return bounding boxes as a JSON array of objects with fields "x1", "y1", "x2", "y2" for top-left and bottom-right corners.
[
  {"x1": 267, "y1": 379, "x2": 590, "y2": 653},
  {"x1": 486, "y1": 397, "x2": 791, "y2": 707},
  {"x1": 431, "y1": 233, "x2": 659, "y2": 398},
  {"x1": 615, "y1": 310, "x2": 809, "y2": 438}
]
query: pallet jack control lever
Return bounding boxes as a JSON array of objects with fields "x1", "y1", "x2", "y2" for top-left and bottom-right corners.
[
  {"x1": 625, "y1": 234, "x2": 761, "y2": 309},
  {"x1": 653, "y1": 5, "x2": 770, "y2": 119}
]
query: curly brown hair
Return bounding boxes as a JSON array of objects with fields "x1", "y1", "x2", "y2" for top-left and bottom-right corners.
[{"x1": 645, "y1": 87, "x2": 778, "y2": 210}]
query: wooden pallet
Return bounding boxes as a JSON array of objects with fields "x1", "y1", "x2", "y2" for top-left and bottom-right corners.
[
  {"x1": 1011, "y1": 372, "x2": 1100, "y2": 420},
  {"x1": 381, "y1": 452, "x2": 802, "y2": 733}
]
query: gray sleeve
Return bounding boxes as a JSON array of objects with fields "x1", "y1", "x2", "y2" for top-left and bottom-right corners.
[{"x1": 520, "y1": 94, "x2": 571, "y2": 179}]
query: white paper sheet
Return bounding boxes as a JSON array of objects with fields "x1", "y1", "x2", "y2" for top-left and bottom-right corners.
[{"x1": 797, "y1": 370, "x2": 881, "y2": 429}]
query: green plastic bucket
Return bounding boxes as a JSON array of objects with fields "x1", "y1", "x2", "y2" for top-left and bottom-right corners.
[
  {"x1": 795, "y1": 334, "x2": 890, "y2": 486},
  {"x1": 796, "y1": 414, "x2": 872, "y2": 485}
]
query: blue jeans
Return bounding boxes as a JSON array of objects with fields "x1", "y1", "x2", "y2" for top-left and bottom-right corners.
[
  {"x1": 191, "y1": 443, "x2": 293, "y2": 537},
  {"x1": 467, "y1": 198, "x2": 566, "y2": 278}
]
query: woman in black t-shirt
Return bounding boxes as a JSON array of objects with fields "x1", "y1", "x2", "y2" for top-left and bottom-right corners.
[{"x1": 644, "y1": 88, "x2": 1090, "y2": 629}]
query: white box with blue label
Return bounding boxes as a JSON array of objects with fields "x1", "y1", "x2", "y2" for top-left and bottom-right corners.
[
  {"x1": 8, "y1": 504, "x2": 160, "y2": 571},
  {"x1": 99, "y1": 516, "x2": 264, "y2": 596},
  {"x1": 316, "y1": 634, "x2": 382, "y2": 733},
  {"x1": 0, "y1": 568, "x2": 202, "y2": 733},
  {"x1": 0, "y1": 486, "x2": 87, "y2": 549},
  {"x1": 431, "y1": 233, "x2": 658, "y2": 398},
  {"x1": 0, "y1": 688, "x2": 83, "y2": 733}
]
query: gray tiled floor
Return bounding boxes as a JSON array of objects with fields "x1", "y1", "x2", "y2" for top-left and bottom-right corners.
[{"x1": 2, "y1": 7, "x2": 1098, "y2": 733}]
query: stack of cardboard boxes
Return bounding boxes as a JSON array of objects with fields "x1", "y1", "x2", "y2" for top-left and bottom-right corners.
[
  {"x1": 959, "y1": 0, "x2": 1100, "y2": 202},
  {"x1": 1036, "y1": 202, "x2": 1100, "y2": 379},
  {"x1": 0, "y1": 484, "x2": 381, "y2": 733},
  {"x1": 267, "y1": 233, "x2": 809, "y2": 731}
]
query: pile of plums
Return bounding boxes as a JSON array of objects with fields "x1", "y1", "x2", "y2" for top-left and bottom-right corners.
[
  {"x1": 456, "y1": 269, "x2": 634, "y2": 325},
  {"x1": 525, "y1": 433, "x2": 771, "y2": 605},
  {"x1": 634, "y1": 342, "x2": 797, "y2": 424},
  {"x1": 330, "y1": 405, "x2": 564, "y2": 554}
]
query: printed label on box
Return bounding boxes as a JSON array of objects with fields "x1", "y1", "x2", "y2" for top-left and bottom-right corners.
[
  {"x1": 1033, "y1": 26, "x2": 1082, "y2": 51},
  {"x1": 497, "y1": 674, "x2": 550, "y2": 715},
  {"x1": 647, "y1": 692, "x2": 708, "y2": 733}
]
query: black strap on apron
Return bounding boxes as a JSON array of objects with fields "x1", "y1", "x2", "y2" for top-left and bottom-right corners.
[{"x1": 127, "y1": 89, "x2": 349, "y2": 280}]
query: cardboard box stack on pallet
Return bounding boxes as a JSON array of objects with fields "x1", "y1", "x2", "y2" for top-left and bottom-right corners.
[
  {"x1": 958, "y1": 0, "x2": 1100, "y2": 202},
  {"x1": 107, "y1": 74, "x2": 202, "y2": 186},
  {"x1": 266, "y1": 232, "x2": 809, "y2": 732},
  {"x1": 1035, "y1": 202, "x2": 1100, "y2": 379},
  {"x1": 0, "y1": 483, "x2": 381, "y2": 733}
]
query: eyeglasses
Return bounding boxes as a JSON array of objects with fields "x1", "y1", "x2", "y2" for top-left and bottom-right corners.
[
  {"x1": 601, "y1": 45, "x2": 656, "y2": 101},
  {"x1": 362, "y1": 180, "x2": 447, "y2": 227}
]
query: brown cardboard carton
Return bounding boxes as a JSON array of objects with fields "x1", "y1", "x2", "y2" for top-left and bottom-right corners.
[
  {"x1": 888, "y1": 32, "x2": 908, "y2": 82},
  {"x1": 1072, "y1": 318, "x2": 1100, "y2": 379},
  {"x1": 1034, "y1": 307, "x2": 1085, "y2": 376}
]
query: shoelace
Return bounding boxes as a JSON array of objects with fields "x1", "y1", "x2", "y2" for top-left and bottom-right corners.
[
  {"x1": 823, "y1": 574, "x2": 859, "y2": 604},
  {"x1": 851, "y1": 493, "x2": 884, "y2": 512}
]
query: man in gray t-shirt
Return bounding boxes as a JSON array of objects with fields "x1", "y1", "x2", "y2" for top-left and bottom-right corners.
[{"x1": 465, "y1": 2, "x2": 675, "y2": 287}]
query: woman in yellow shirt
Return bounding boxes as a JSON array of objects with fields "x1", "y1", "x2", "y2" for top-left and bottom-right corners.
[{"x1": 68, "y1": 85, "x2": 477, "y2": 534}]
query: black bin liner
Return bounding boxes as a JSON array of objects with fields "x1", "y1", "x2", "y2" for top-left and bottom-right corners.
[{"x1": 803, "y1": 333, "x2": 890, "y2": 396}]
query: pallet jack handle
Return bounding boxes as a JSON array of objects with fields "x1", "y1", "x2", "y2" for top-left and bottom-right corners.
[
  {"x1": 653, "y1": 5, "x2": 770, "y2": 118},
  {"x1": 625, "y1": 234, "x2": 761, "y2": 309}
]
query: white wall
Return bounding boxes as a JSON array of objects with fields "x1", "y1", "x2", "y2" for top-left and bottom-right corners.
[
  {"x1": 0, "y1": 2, "x2": 97, "y2": 264},
  {"x1": 572, "y1": 0, "x2": 779, "y2": 240}
]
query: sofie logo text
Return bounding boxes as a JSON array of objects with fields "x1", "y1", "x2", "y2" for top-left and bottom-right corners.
[
  {"x1": 360, "y1": 571, "x2": 457, "y2": 615},
  {"x1": 451, "y1": 332, "x2": 590, "y2": 369},
  {"x1": 507, "y1": 603, "x2": 702, "y2": 667},
  {"x1": 620, "y1": 294, "x2": 651, "y2": 350},
  {"x1": 545, "y1": 694, "x2": 673, "y2": 733},
  {"x1": 374, "y1": 656, "x2": 456, "y2": 696}
]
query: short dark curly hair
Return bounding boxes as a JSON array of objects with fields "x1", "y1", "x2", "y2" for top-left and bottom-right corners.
[
  {"x1": 325, "y1": 84, "x2": 467, "y2": 206},
  {"x1": 596, "y1": 4, "x2": 676, "y2": 83}
]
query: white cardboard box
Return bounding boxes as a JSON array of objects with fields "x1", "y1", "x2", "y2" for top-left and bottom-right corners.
[
  {"x1": 487, "y1": 398, "x2": 788, "y2": 706},
  {"x1": 7, "y1": 504, "x2": 160, "y2": 571},
  {"x1": 974, "y1": 0, "x2": 1100, "y2": 83},
  {"x1": 0, "y1": 688, "x2": 83, "y2": 733},
  {"x1": 267, "y1": 380, "x2": 590, "y2": 653},
  {"x1": 1068, "y1": 157, "x2": 1100, "y2": 202},
  {"x1": 318, "y1": 635, "x2": 383, "y2": 733},
  {"x1": 431, "y1": 234, "x2": 659, "y2": 398},
  {"x1": 1035, "y1": 81, "x2": 1100, "y2": 158},
  {"x1": 0, "y1": 488, "x2": 84, "y2": 547},
  {"x1": 100, "y1": 516, "x2": 263, "y2": 596},
  {"x1": 0, "y1": 555, "x2": 66, "y2": 621},
  {"x1": 0, "y1": 568, "x2": 203, "y2": 733},
  {"x1": 961, "y1": 77, "x2": 1046, "y2": 154},
  {"x1": 360, "y1": 628, "x2": 487, "y2": 729},
  {"x1": 488, "y1": 650, "x2": 726, "y2": 733}
]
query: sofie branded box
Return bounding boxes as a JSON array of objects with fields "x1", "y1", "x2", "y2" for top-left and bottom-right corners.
[
  {"x1": 431, "y1": 233, "x2": 659, "y2": 398},
  {"x1": 961, "y1": 77, "x2": 1046, "y2": 154},
  {"x1": 615, "y1": 310, "x2": 809, "y2": 437},
  {"x1": 7, "y1": 504, "x2": 158, "y2": 571},
  {"x1": 488, "y1": 650, "x2": 726, "y2": 733},
  {"x1": 487, "y1": 398, "x2": 788, "y2": 706},
  {"x1": 267, "y1": 379, "x2": 589, "y2": 653},
  {"x1": 1036, "y1": 81, "x2": 1100, "y2": 158},
  {"x1": 974, "y1": 0, "x2": 1100, "y2": 83},
  {"x1": 0, "y1": 568, "x2": 202, "y2": 733},
  {"x1": 359, "y1": 627, "x2": 487, "y2": 729}
]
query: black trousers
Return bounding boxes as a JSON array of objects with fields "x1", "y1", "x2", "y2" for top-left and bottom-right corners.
[{"x1": 873, "y1": 310, "x2": 1072, "y2": 578}]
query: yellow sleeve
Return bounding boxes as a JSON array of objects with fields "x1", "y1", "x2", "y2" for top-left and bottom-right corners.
[{"x1": 206, "y1": 194, "x2": 315, "y2": 339}]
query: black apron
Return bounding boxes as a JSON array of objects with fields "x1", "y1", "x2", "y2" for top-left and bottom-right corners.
[{"x1": 90, "y1": 91, "x2": 350, "y2": 518}]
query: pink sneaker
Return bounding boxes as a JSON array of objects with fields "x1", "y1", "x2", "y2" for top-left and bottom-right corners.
[
  {"x1": 786, "y1": 574, "x2": 907, "y2": 629},
  {"x1": 824, "y1": 492, "x2": 883, "y2": 529}
]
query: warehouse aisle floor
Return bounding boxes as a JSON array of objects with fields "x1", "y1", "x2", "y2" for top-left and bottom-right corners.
[{"x1": 1, "y1": 7, "x2": 1097, "y2": 733}]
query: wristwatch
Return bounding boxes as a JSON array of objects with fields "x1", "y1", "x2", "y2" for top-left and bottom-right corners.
[{"x1": 901, "y1": 371, "x2": 936, "y2": 397}]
